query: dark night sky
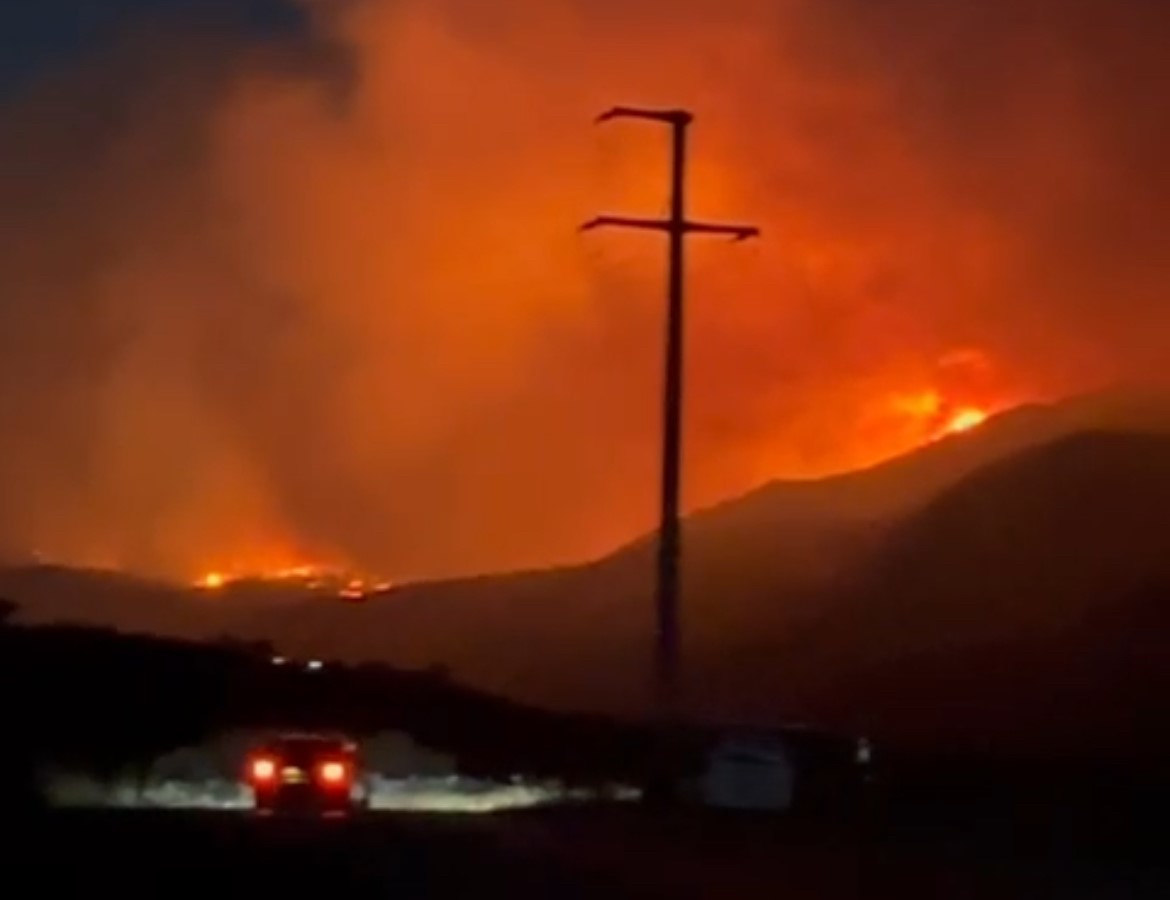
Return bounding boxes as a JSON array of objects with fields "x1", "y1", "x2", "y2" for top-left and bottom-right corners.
[{"x1": 0, "y1": 0, "x2": 304, "y2": 94}]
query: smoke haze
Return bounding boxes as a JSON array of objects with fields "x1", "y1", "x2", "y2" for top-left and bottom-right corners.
[{"x1": 0, "y1": 0, "x2": 1165, "y2": 579}]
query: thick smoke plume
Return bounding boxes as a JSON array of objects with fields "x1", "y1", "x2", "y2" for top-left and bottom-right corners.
[{"x1": 0, "y1": 0, "x2": 1165, "y2": 579}]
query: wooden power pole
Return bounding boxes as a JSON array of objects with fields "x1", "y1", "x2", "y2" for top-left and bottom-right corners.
[{"x1": 582, "y1": 107, "x2": 759, "y2": 717}]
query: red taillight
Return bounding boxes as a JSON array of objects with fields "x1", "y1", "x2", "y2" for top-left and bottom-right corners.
[
  {"x1": 319, "y1": 761, "x2": 347, "y2": 785},
  {"x1": 250, "y1": 757, "x2": 277, "y2": 781}
]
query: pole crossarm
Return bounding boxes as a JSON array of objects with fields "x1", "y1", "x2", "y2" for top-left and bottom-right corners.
[
  {"x1": 580, "y1": 215, "x2": 669, "y2": 234},
  {"x1": 582, "y1": 215, "x2": 759, "y2": 241},
  {"x1": 596, "y1": 106, "x2": 693, "y2": 126},
  {"x1": 681, "y1": 221, "x2": 759, "y2": 240}
]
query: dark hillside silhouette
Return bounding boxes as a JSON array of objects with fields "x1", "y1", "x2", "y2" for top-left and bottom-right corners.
[
  {"x1": 704, "y1": 431, "x2": 1170, "y2": 760},
  {"x1": 0, "y1": 621, "x2": 663, "y2": 790}
]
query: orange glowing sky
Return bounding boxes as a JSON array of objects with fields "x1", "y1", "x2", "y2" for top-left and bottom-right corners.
[{"x1": 0, "y1": 0, "x2": 1166, "y2": 581}]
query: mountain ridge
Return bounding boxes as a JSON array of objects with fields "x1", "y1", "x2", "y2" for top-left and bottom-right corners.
[{"x1": 4, "y1": 388, "x2": 1170, "y2": 756}]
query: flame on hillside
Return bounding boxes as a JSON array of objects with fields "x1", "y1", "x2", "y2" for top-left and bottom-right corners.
[
  {"x1": 194, "y1": 563, "x2": 393, "y2": 600},
  {"x1": 885, "y1": 383, "x2": 998, "y2": 449},
  {"x1": 197, "y1": 572, "x2": 227, "y2": 590},
  {"x1": 941, "y1": 407, "x2": 988, "y2": 436}
]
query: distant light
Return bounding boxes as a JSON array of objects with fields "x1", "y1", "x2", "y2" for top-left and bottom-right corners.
[
  {"x1": 270, "y1": 656, "x2": 286, "y2": 666},
  {"x1": 306, "y1": 660, "x2": 323, "y2": 671},
  {"x1": 856, "y1": 737, "x2": 872, "y2": 766}
]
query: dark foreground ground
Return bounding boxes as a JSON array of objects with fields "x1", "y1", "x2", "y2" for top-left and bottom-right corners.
[{"x1": 9, "y1": 806, "x2": 1168, "y2": 899}]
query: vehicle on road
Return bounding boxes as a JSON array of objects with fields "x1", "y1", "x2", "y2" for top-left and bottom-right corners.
[{"x1": 245, "y1": 732, "x2": 369, "y2": 816}]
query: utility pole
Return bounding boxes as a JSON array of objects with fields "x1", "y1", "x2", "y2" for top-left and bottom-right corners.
[{"x1": 582, "y1": 107, "x2": 758, "y2": 718}]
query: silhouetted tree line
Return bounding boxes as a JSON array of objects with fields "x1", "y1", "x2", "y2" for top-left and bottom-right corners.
[
  {"x1": 0, "y1": 609, "x2": 683, "y2": 805},
  {"x1": 3, "y1": 590, "x2": 1164, "y2": 832}
]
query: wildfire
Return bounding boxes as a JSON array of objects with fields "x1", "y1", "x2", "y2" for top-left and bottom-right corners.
[
  {"x1": 885, "y1": 389, "x2": 994, "y2": 446},
  {"x1": 193, "y1": 562, "x2": 331, "y2": 591},
  {"x1": 334, "y1": 577, "x2": 396, "y2": 601},
  {"x1": 191, "y1": 563, "x2": 394, "y2": 599},
  {"x1": 194, "y1": 565, "x2": 329, "y2": 590},
  {"x1": 270, "y1": 564, "x2": 323, "y2": 581},
  {"x1": 941, "y1": 406, "x2": 988, "y2": 435},
  {"x1": 889, "y1": 390, "x2": 943, "y2": 420}
]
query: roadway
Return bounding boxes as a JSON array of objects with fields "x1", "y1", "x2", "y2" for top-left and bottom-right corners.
[
  {"x1": 16, "y1": 809, "x2": 617, "y2": 897},
  {"x1": 12, "y1": 807, "x2": 1168, "y2": 899}
]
